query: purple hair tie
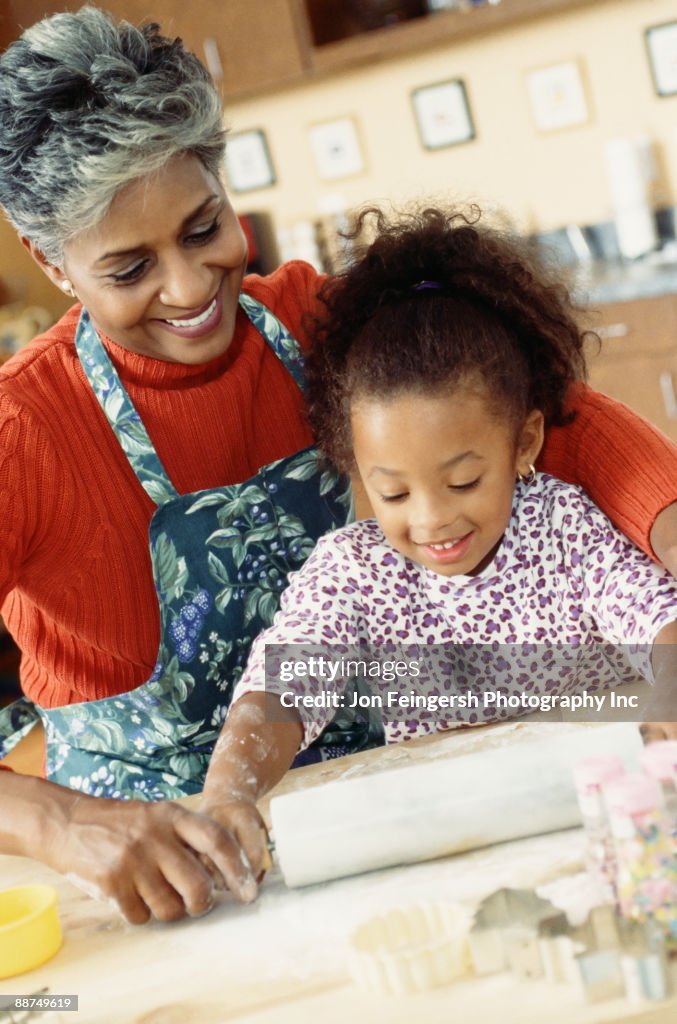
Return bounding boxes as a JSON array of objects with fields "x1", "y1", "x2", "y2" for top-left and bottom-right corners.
[{"x1": 412, "y1": 280, "x2": 442, "y2": 291}]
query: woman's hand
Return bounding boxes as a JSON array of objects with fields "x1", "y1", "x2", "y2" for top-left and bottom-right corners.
[
  {"x1": 650, "y1": 500, "x2": 677, "y2": 578},
  {"x1": 640, "y1": 720, "x2": 677, "y2": 743},
  {"x1": 644, "y1": 620, "x2": 677, "y2": 743},
  {"x1": 53, "y1": 794, "x2": 259, "y2": 924},
  {"x1": 0, "y1": 771, "x2": 257, "y2": 924}
]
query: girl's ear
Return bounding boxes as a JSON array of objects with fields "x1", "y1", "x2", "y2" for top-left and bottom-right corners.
[
  {"x1": 20, "y1": 237, "x2": 71, "y2": 293},
  {"x1": 516, "y1": 409, "x2": 544, "y2": 474}
]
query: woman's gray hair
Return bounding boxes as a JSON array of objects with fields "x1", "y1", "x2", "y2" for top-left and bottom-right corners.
[{"x1": 0, "y1": 5, "x2": 227, "y2": 265}]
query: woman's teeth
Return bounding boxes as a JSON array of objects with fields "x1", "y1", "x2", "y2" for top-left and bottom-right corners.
[{"x1": 164, "y1": 297, "x2": 216, "y2": 328}]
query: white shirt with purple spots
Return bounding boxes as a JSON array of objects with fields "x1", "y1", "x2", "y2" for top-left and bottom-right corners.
[{"x1": 232, "y1": 474, "x2": 677, "y2": 747}]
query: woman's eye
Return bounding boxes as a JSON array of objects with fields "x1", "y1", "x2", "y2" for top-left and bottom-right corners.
[
  {"x1": 185, "y1": 219, "x2": 220, "y2": 245},
  {"x1": 450, "y1": 479, "x2": 480, "y2": 491},
  {"x1": 111, "y1": 260, "x2": 148, "y2": 284},
  {"x1": 380, "y1": 493, "x2": 408, "y2": 503}
]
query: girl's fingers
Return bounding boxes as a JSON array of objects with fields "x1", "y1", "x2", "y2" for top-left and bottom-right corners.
[{"x1": 172, "y1": 810, "x2": 258, "y2": 904}]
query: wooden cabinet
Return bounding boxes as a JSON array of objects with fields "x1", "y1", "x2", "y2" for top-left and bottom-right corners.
[
  {"x1": 302, "y1": 0, "x2": 613, "y2": 75},
  {"x1": 584, "y1": 292, "x2": 677, "y2": 443},
  {"x1": 4, "y1": 0, "x2": 616, "y2": 98},
  {"x1": 2, "y1": 0, "x2": 312, "y2": 99}
]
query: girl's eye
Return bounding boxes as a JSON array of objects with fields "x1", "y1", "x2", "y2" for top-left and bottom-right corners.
[
  {"x1": 111, "y1": 260, "x2": 148, "y2": 285},
  {"x1": 450, "y1": 479, "x2": 481, "y2": 491},
  {"x1": 185, "y1": 219, "x2": 220, "y2": 245},
  {"x1": 380, "y1": 493, "x2": 408, "y2": 503}
]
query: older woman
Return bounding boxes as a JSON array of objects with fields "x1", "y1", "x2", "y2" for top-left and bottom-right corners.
[{"x1": 0, "y1": 6, "x2": 675, "y2": 923}]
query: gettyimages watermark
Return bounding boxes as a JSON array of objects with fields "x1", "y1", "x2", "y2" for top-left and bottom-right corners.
[{"x1": 261, "y1": 642, "x2": 676, "y2": 728}]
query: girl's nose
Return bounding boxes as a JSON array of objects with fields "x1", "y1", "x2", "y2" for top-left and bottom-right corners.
[
  {"x1": 159, "y1": 256, "x2": 211, "y2": 310},
  {"x1": 410, "y1": 493, "x2": 453, "y2": 538}
]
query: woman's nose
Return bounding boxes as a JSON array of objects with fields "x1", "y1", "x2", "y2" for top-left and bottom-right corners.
[{"x1": 158, "y1": 256, "x2": 211, "y2": 310}]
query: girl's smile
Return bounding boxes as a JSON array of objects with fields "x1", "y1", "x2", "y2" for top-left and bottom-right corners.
[
  {"x1": 351, "y1": 385, "x2": 543, "y2": 577},
  {"x1": 39, "y1": 153, "x2": 248, "y2": 364}
]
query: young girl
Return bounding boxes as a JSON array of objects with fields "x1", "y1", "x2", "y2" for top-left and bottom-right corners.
[{"x1": 202, "y1": 206, "x2": 676, "y2": 874}]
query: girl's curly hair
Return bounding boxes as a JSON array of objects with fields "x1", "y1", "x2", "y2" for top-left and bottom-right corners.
[{"x1": 306, "y1": 206, "x2": 589, "y2": 473}]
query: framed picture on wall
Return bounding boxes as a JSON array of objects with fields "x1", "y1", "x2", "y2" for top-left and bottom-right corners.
[
  {"x1": 224, "y1": 129, "x2": 276, "y2": 193},
  {"x1": 309, "y1": 117, "x2": 365, "y2": 180},
  {"x1": 526, "y1": 60, "x2": 589, "y2": 132},
  {"x1": 645, "y1": 21, "x2": 677, "y2": 97},
  {"x1": 411, "y1": 79, "x2": 475, "y2": 150}
]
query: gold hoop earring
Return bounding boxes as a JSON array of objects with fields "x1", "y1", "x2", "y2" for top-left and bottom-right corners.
[{"x1": 517, "y1": 464, "x2": 536, "y2": 486}]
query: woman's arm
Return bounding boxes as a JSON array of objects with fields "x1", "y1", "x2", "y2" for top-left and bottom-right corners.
[
  {"x1": 0, "y1": 770, "x2": 258, "y2": 923},
  {"x1": 540, "y1": 383, "x2": 677, "y2": 565}
]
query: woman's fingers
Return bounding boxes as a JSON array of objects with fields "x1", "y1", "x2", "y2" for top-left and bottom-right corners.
[
  {"x1": 59, "y1": 798, "x2": 260, "y2": 923},
  {"x1": 135, "y1": 855, "x2": 213, "y2": 922}
]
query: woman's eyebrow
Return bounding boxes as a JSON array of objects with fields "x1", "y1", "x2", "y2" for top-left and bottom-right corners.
[{"x1": 94, "y1": 195, "x2": 222, "y2": 264}]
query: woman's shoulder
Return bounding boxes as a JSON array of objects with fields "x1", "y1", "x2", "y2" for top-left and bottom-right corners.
[
  {"x1": 0, "y1": 305, "x2": 80, "y2": 386},
  {"x1": 241, "y1": 261, "x2": 326, "y2": 350}
]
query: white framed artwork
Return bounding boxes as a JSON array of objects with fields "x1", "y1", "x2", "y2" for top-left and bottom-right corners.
[
  {"x1": 526, "y1": 61, "x2": 589, "y2": 132},
  {"x1": 309, "y1": 117, "x2": 365, "y2": 181},
  {"x1": 411, "y1": 79, "x2": 475, "y2": 150},
  {"x1": 224, "y1": 129, "x2": 276, "y2": 193},
  {"x1": 645, "y1": 21, "x2": 677, "y2": 97}
]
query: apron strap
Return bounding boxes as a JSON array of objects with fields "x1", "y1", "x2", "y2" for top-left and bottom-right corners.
[
  {"x1": 75, "y1": 309, "x2": 180, "y2": 506},
  {"x1": 0, "y1": 697, "x2": 40, "y2": 760},
  {"x1": 75, "y1": 295, "x2": 309, "y2": 507},
  {"x1": 238, "y1": 293, "x2": 307, "y2": 394}
]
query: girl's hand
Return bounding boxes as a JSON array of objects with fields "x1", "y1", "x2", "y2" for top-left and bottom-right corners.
[
  {"x1": 51, "y1": 794, "x2": 258, "y2": 924},
  {"x1": 198, "y1": 795, "x2": 270, "y2": 882}
]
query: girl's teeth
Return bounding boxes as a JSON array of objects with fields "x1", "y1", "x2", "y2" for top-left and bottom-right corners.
[
  {"x1": 431, "y1": 541, "x2": 457, "y2": 550},
  {"x1": 165, "y1": 297, "x2": 216, "y2": 328}
]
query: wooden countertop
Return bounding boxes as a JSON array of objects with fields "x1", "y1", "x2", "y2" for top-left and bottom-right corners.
[{"x1": 0, "y1": 721, "x2": 675, "y2": 1024}]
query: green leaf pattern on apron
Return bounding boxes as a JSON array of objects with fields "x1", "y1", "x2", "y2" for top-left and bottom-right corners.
[{"x1": 0, "y1": 294, "x2": 383, "y2": 801}]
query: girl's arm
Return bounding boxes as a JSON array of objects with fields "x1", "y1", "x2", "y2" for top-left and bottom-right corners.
[
  {"x1": 540, "y1": 383, "x2": 677, "y2": 569},
  {"x1": 644, "y1": 620, "x2": 677, "y2": 742},
  {"x1": 201, "y1": 531, "x2": 364, "y2": 873},
  {"x1": 200, "y1": 692, "x2": 303, "y2": 875}
]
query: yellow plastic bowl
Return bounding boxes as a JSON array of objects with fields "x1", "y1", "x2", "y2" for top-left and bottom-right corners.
[{"x1": 0, "y1": 885, "x2": 62, "y2": 978}]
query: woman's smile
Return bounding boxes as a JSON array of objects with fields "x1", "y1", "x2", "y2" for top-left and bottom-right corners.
[{"x1": 156, "y1": 290, "x2": 222, "y2": 338}]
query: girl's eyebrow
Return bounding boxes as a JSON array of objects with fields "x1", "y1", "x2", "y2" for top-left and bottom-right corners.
[
  {"x1": 368, "y1": 451, "x2": 483, "y2": 478},
  {"x1": 93, "y1": 195, "x2": 222, "y2": 265}
]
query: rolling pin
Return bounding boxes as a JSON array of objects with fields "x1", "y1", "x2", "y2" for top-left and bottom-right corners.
[{"x1": 268, "y1": 723, "x2": 641, "y2": 888}]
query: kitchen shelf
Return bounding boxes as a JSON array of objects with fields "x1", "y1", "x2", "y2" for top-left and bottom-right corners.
[{"x1": 304, "y1": 0, "x2": 611, "y2": 77}]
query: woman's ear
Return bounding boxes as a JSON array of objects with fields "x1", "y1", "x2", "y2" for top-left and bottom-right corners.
[
  {"x1": 20, "y1": 237, "x2": 73, "y2": 294},
  {"x1": 516, "y1": 409, "x2": 545, "y2": 475}
]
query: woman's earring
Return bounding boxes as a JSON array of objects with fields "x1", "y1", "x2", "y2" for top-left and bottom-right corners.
[
  {"x1": 60, "y1": 279, "x2": 75, "y2": 297},
  {"x1": 517, "y1": 464, "x2": 537, "y2": 486}
]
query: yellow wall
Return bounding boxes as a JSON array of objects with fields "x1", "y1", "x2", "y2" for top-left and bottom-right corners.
[
  {"x1": 224, "y1": 0, "x2": 677, "y2": 235},
  {"x1": 1, "y1": 0, "x2": 676, "y2": 311}
]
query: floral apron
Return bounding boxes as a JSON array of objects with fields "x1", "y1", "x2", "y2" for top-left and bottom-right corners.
[{"x1": 0, "y1": 296, "x2": 383, "y2": 799}]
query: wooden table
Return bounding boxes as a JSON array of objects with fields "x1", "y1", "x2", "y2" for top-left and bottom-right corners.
[{"x1": 1, "y1": 721, "x2": 675, "y2": 1024}]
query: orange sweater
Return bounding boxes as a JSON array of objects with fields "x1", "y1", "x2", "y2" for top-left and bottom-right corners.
[{"x1": 0, "y1": 259, "x2": 675, "y2": 709}]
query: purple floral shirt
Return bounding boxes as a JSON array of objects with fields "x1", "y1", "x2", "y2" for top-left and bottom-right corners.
[{"x1": 232, "y1": 474, "x2": 677, "y2": 746}]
